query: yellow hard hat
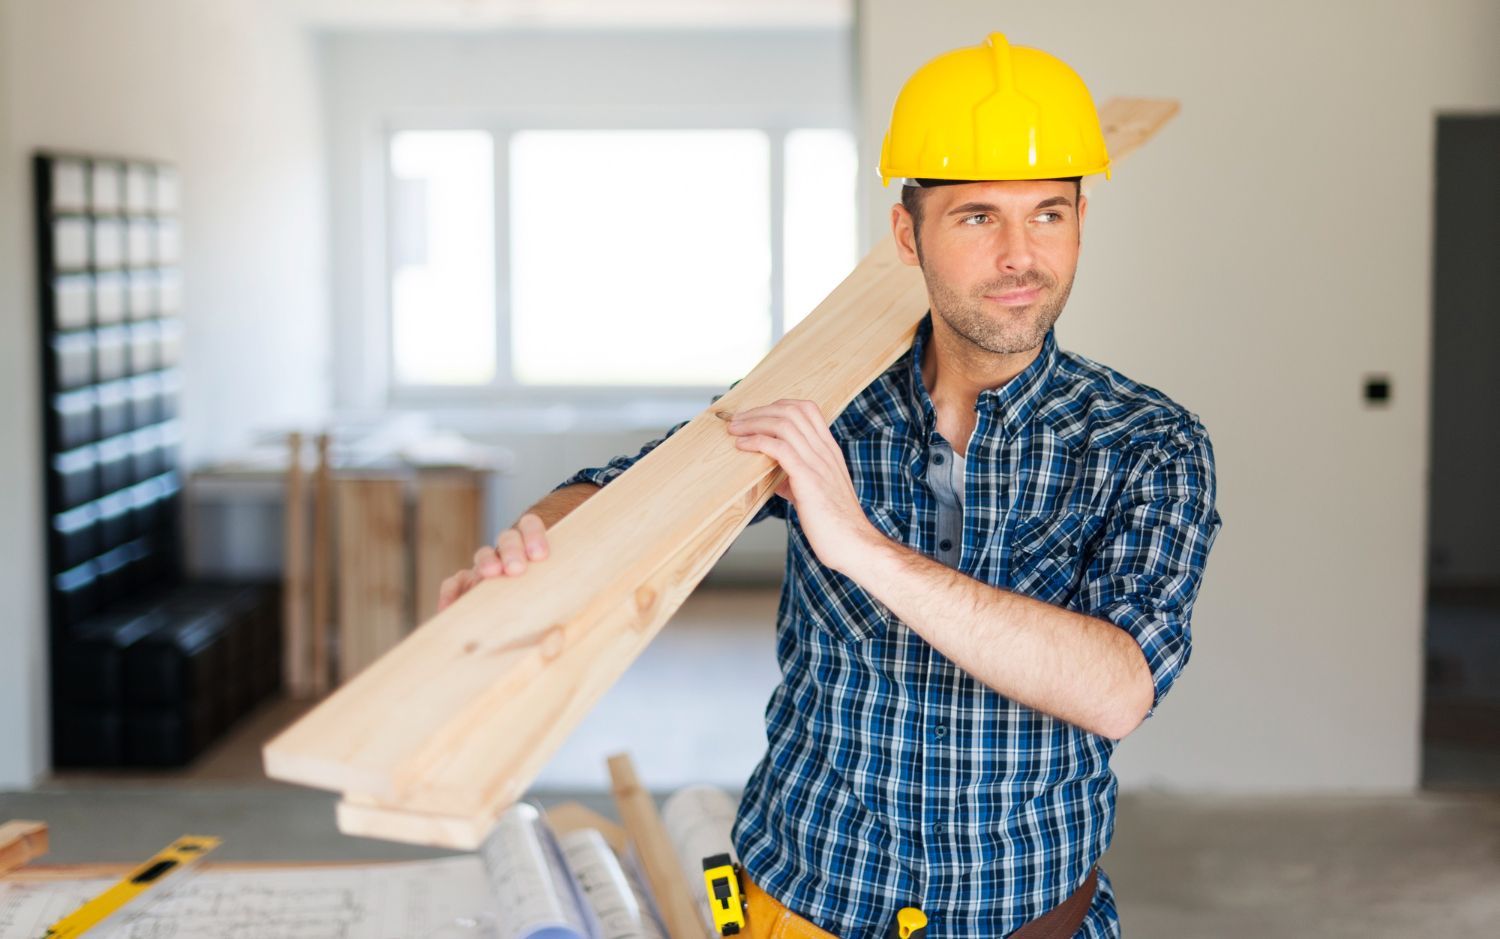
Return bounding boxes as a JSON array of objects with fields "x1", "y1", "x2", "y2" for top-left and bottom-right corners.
[{"x1": 878, "y1": 33, "x2": 1110, "y2": 187}]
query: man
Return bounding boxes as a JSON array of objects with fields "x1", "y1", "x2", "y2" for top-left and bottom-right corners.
[{"x1": 441, "y1": 33, "x2": 1220, "y2": 939}]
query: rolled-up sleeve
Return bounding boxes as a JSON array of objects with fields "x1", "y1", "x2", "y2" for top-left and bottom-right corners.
[
  {"x1": 552, "y1": 388, "x2": 788, "y2": 525},
  {"x1": 552, "y1": 417, "x2": 694, "y2": 491},
  {"x1": 1076, "y1": 415, "x2": 1222, "y2": 715}
]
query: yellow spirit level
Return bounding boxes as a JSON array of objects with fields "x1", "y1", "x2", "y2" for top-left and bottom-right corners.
[{"x1": 43, "y1": 835, "x2": 221, "y2": 938}]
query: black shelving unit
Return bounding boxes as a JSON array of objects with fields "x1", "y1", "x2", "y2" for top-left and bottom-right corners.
[{"x1": 34, "y1": 152, "x2": 280, "y2": 768}]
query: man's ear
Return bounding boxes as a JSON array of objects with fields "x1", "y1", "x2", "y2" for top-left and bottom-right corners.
[
  {"x1": 891, "y1": 203, "x2": 921, "y2": 266},
  {"x1": 1077, "y1": 193, "x2": 1088, "y2": 244}
]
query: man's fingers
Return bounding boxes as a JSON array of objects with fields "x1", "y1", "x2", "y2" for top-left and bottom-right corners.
[
  {"x1": 728, "y1": 411, "x2": 819, "y2": 455},
  {"x1": 793, "y1": 399, "x2": 825, "y2": 423},
  {"x1": 472, "y1": 544, "x2": 503, "y2": 576},
  {"x1": 729, "y1": 404, "x2": 842, "y2": 477},
  {"x1": 515, "y1": 513, "x2": 549, "y2": 560},
  {"x1": 438, "y1": 573, "x2": 458, "y2": 612},
  {"x1": 734, "y1": 433, "x2": 805, "y2": 475},
  {"x1": 471, "y1": 530, "x2": 531, "y2": 578},
  {"x1": 489, "y1": 527, "x2": 529, "y2": 575},
  {"x1": 778, "y1": 400, "x2": 841, "y2": 472},
  {"x1": 445, "y1": 512, "x2": 557, "y2": 610},
  {"x1": 437, "y1": 569, "x2": 475, "y2": 612}
]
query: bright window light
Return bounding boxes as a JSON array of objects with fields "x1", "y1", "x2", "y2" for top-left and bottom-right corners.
[
  {"x1": 783, "y1": 129, "x2": 858, "y2": 330},
  {"x1": 510, "y1": 130, "x2": 771, "y2": 386},
  {"x1": 389, "y1": 130, "x2": 496, "y2": 386}
]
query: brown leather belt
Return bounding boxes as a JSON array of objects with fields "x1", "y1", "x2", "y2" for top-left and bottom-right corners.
[
  {"x1": 1008, "y1": 866, "x2": 1098, "y2": 939},
  {"x1": 739, "y1": 867, "x2": 1098, "y2": 938}
]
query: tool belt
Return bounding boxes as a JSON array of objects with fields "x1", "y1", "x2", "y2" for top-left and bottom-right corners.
[
  {"x1": 737, "y1": 866, "x2": 1097, "y2": 939},
  {"x1": 742, "y1": 874, "x2": 841, "y2": 939}
]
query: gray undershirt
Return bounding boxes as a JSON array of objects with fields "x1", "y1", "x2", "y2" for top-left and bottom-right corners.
[{"x1": 927, "y1": 436, "x2": 966, "y2": 567}]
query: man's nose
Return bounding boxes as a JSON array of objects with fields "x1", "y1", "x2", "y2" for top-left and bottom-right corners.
[{"x1": 992, "y1": 224, "x2": 1036, "y2": 274}]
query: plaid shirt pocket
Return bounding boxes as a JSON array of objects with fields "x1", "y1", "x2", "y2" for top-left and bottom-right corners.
[{"x1": 1007, "y1": 511, "x2": 1092, "y2": 605}]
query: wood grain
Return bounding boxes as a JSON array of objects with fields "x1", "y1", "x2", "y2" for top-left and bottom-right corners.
[{"x1": 332, "y1": 467, "x2": 780, "y2": 845}]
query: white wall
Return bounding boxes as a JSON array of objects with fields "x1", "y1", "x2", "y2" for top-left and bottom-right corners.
[
  {"x1": 0, "y1": 0, "x2": 48, "y2": 791},
  {"x1": 0, "y1": 0, "x2": 329, "y2": 787},
  {"x1": 859, "y1": 0, "x2": 1500, "y2": 791}
]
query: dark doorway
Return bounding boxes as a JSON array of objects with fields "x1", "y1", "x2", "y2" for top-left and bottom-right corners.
[{"x1": 1423, "y1": 114, "x2": 1500, "y2": 789}]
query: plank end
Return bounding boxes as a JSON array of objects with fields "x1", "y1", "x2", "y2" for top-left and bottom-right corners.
[
  {"x1": 0, "y1": 820, "x2": 49, "y2": 875},
  {"x1": 335, "y1": 798, "x2": 495, "y2": 851}
]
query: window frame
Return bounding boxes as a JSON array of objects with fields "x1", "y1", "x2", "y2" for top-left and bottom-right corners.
[{"x1": 378, "y1": 115, "x2": 859, "y2": 409}]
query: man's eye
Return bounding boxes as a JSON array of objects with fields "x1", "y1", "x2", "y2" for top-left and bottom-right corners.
[
  {"x1": 1035, "y1": 211, "x2": 1063, "y2": 223},
  {"x1": 962, "y1": 214, "x2": 990, "y2": 225}
]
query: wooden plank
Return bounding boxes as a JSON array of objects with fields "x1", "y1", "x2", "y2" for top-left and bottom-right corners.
[
  {"x1": 332, "y1": 479, "x2": 775, "y2": 844},
  {"x1": 266, "y1": 233, "x2": 918, "y2": 805},
  {"x1": 414, "y1": 470, "x2": 484, "y2": 625},
  {"x1": 310, "y1": 434, "x2": 334, "y2": 697},
  {"x1": 263, "y1": 98, "x2": 1178, "y2": 843},
  {"x1": 1094, "y1": 98, "x2": 1181, "y2": 172},
  {"x1": 0, "y1": 820, "x2": 49, "y2": 875},
  {"x1": 335, "y1": 794, "x2": 493, "y2": 850},
  {"x1": 281, "y1": 432, "x2": 311, "y2": 698},
  {"x1": 608, "y1": 754, "x2": 707, "y2": 939},
  {"x1": 334, "y1": 475, "x2": 409, "y2": 684}
]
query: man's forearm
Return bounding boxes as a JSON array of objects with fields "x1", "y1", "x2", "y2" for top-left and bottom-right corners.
[
  {"x1": 842, "y1": 533, "x2": 1155, "y2": 740},
  {"x1": 520, "y1": 482, "x2": 600, "y2": 529}
]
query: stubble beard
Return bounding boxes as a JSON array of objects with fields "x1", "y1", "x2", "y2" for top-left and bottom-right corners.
[{"x1": 924, "y1": 267, "x2": 1075, "y2": 355}]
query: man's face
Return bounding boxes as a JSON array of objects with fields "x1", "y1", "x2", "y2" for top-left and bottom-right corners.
[{"x1": 891, "y1": 179, "x2": 1087, "y2": 356}]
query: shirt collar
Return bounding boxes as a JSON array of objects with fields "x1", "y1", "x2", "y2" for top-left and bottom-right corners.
[{"x1": 907, "y1": 312, "x2": 1060, "y2": 442}]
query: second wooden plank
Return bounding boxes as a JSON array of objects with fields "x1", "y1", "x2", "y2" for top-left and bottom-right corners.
[{"x1": 609, "y1": 754, "x2": 708, "y2": 939}]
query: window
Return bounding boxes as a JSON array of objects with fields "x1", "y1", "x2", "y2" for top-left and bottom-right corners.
[
  {"x1": 388, "y1": 130, "x2": 497, "y2": 386},
  {"x1": 510, "y1": 130, "x2": 770, "y2": 386},
  {"x1": 385, "y1": 126, "x2": 857, "y2": 394}
]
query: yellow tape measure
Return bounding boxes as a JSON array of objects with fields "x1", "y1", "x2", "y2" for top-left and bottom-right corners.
[{"x1": 43, "y1": 835, "x2": 221, "y2": 938}]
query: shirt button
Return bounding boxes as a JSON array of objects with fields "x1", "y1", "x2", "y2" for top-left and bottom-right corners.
[
  {"x1": 933, "y1": 822, "x2": 945, "y2": 835},
  {"x1": 931, "y1": 452, "x2": 946, "y2": 465},
  {"x1": 939, "y1": 538, "x2": 953, "y2": 552},
  {"x1": 933, "y1": 724, "x2": 947, "y2": 739}
]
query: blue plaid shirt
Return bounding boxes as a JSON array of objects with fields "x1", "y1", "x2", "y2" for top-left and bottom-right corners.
[{"x1": 558, "y1": 314, "x2": 1221, "y2": 938}]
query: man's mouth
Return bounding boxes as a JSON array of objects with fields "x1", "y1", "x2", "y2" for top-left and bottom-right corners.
[{"x1": 985, "y1": 287, "x2": 1041, "y2": 306}]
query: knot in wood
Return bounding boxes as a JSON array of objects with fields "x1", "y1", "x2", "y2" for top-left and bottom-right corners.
[
  {"x1": 539, "y1": 624, "x2": 566, "y2": 662},
  {"x1": 633, "y1": 584, "x2": 658, "y2": 618}
]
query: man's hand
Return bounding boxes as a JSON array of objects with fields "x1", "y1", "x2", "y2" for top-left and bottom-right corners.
[
  {"x1": 437, "y1": 512, "x2": 550, "y2": 612},
  {"x1": 726, "y1": 399, "x2": 882, "y2": 574}
]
